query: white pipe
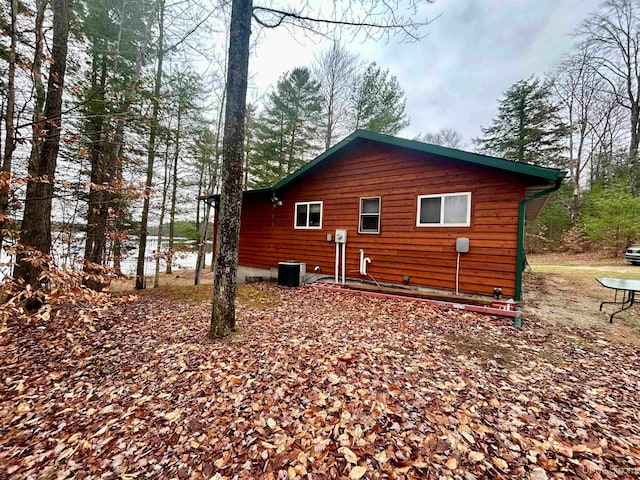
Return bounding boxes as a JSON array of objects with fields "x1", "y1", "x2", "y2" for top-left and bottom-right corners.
[
  {"x1": 359, "y1": 248, "x2": 372, "y2": 276},
  {"x1": 335, "y1": 242, "x2": 339, "y2": 284},
  {"x1": 455, "y1": 251, "x2": 460, "y2": 295},
  {"x1": 341, "y1": 242, "x2": 346, "y2": 285}
]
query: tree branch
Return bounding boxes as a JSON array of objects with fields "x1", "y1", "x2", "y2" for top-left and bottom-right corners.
[{"x1": 251, "y1": 3, "x2": 436, "y2": 41}]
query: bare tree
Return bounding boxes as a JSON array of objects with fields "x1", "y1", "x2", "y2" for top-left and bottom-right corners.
[
  {"x1": 580, "y1": 0, "x2": 640, "y2": 188},
  {"x1": 415, "y1": 128, "x2": 464, "y2": 149},
  {"x1": 313, "y1": 41, "x2": 360, "y2": 149},
  {"x1": 587, "y1": 91, "x2": 629, "y2": 184},
  {"x1": 550, "y1": 49, "x2": 602, "y2": 223},
  {"x1": 210, "y1": 0, "x2": 435, "y2": 337}
]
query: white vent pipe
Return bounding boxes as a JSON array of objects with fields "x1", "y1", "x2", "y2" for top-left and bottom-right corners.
[{"x1": 359, "y1": 249, "x2": 371, "y2": 276}]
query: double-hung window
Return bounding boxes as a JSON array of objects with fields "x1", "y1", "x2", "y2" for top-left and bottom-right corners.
[
  {"x1": 295, "y1": 201, "x2": 323, "y2": 229},
  {"x1": 417, "y1": 192, "x2": 471, "y2": 227},
  {"x1": 359, "y1": 197, "x2": 381, "y2": 234}
]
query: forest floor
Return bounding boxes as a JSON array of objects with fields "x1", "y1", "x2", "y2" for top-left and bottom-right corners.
[{"x1": 1, "y1": 254, "x2": 640, "y2": 479}]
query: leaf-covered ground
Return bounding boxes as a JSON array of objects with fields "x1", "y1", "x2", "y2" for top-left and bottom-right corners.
[{"x1": 1, "y1": 284, "x2": 639, "y2": 479}]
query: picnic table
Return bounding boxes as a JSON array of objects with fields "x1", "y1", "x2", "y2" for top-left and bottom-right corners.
[{"x1": 596, "y1": 276, "x2": 640, "y2": 323}]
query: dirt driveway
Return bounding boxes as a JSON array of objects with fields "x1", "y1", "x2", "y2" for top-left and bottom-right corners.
[{"x1": 524, "y1": 253, "x2": 640, "y2": 343}]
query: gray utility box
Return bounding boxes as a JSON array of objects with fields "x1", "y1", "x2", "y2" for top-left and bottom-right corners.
[
  {"x1": 277, "y1": 262, "x2": 306, "y2": 287},
  {"x1": 456, "y1": 237, "x2": 470, "y2": 253}
]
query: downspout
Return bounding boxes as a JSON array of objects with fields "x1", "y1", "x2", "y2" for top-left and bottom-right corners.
[{"x1": 515, "y1": 177, "x2": 564, "y2": 301}]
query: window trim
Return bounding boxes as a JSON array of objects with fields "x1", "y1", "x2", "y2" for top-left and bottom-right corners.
[
  {"x1": 294, "y1": 201, "x2": 323, "y2": 229},
  {"x1": 358, "y1": 196, "x2": 381, "y2": 234},
  {"x1": 416, "y1": 192, "x2": 471, "y2": 227}
]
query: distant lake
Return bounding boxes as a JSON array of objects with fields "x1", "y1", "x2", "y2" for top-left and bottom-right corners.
[{"x1": 1, "y1": 235, "x2": 213, "y2": 281}]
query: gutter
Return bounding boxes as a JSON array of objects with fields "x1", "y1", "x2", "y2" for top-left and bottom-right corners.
[{"x1": 515, "y1": 177, "x2": 564, "y2": 301}]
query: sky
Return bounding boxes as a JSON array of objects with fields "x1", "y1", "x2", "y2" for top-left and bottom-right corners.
[{"x1": 247, "y1": 0, "x2": 603, "y2": 148}]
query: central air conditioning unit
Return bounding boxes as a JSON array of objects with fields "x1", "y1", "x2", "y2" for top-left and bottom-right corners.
[{"x1": 277, "y1": 262, "x2": 306, "y2": 287}]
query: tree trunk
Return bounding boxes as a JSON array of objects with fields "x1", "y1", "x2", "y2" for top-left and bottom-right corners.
[
  {"x1": 630, "y1": 101, "x2": 640, "y2": 193},
  {"x1": 26, "y1": 0, "x2": 47, "y2": 190},
  {"x1": 14, "y1": 0, "x2": 70, "y2": 287},
  {"x1": 112, "y1": 153, "x2": 124, "y2": 275},
  {"x1": 166, "y1": 108, "x2": 182, "y2": 275},
  {"x1": 154, "y1": 137, "x2": 171, "y2": 288},
  {"x1": 210, "y1": 88, "x2": 226, "y2": 273},
  {"x1": 209, "y1": 0, "x2": 252, "y2": 338},
  {"x1": 194, "y1": 199, "x2": 211, "y2": 285},
  {"x1": 0, "y1": 0, "x2": 18, "y2": 248},
  {"x1": 136, "y1": 0, "x2": 165, "y2": 289}
]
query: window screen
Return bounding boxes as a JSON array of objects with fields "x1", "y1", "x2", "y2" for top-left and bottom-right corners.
[
  {"x1": 417, "y1": 193, "x2": 470, "y2": 226},
  {"x1": 359, "y1": 197, "x2": 381, "y2": 233}
]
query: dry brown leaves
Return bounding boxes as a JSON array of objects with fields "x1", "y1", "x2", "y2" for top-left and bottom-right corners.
[{"x1": 1, "y1": 284, "x2": 639, "y2": 479}]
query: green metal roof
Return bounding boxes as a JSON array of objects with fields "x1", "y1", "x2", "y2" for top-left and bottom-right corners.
[{"x1": 270, "y1": 130, "x2": 567, "y2": 191}]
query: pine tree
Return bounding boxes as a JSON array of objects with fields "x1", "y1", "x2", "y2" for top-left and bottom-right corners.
[
  {"x1": 475, "y1": 77, "x2": 567, "y2": 167},
  {"x1": 352, "y1": 62, "x2": 409, "y2": 135},
  {"x1": 248, "y1": 67, "x2": 322, "y2": 188}
]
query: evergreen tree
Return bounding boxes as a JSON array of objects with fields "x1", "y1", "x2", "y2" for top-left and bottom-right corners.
[
  {"x1": 581, "y1": 179, "x2": 640, "y2": 252},
  {"x1": 351, "y1": 62, "x2": 409, "y2": 135},
  {"x1": 475, "y1": 77, "x2": 567, "y2": 167},
  {"x1": 249, "y1": 67, "x2": 322, "y2": 188}
]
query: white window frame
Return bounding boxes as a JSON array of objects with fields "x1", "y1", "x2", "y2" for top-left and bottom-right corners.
[
  {"x1": 358, "y1": 196, "x2": 381, "y2": 234},
  {"x1": 294, "y1": 201, "x2": 323, "y2": 229},
  {"x1": 416, "y1": 192, "x2": 471, "y2": 227}
]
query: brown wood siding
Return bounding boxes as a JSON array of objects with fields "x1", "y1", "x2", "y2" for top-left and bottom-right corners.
[{"x1": 236, "y1": 142, "x2": 526, "y2": 298}]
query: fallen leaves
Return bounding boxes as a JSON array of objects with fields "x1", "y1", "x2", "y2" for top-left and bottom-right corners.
[
  {"x1": 339, "y1": 446, "x2": 359, "y2": 464},
  {"x1": 349, "y1": 465, "x2": 367, "y2": 479},
  {"x1": 1, "y1": 284, "x2": 639, "y2": 479},
  {"x1": 163, "y1": 409, "x2": 181, "y2": 422}
]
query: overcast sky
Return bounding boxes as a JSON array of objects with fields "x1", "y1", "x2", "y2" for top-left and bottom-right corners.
[{"x1": 247, "y1": 0, "x2": 603, "y2": 148}]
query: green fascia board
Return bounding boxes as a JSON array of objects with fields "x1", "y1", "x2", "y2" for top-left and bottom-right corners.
[{"x1": 269, "y1": 129, "x2": 567, "y2": 192}]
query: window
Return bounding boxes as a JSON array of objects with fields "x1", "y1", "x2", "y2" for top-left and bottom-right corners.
[
  {"x1": 295, "y1": 201, "x2": 323, "y2": 229},
  {"x1": 417, "y1": 192, "x2": 471, "y2": 227},
  {"x1": 359, "y1": 197, "x2": 381, "y2": 234}
]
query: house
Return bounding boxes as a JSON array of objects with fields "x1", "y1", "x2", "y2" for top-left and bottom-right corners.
[{"x1": 211, "y1": 130, "x2": 566, "y2": 301}]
